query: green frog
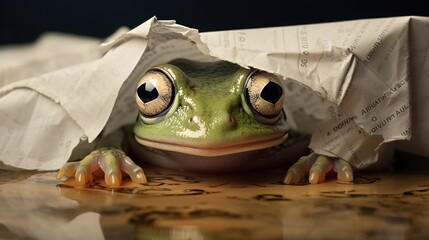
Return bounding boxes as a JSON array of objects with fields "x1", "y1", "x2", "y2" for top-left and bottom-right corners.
[{"x1": 56, "y1": 59, "x2": 353, "y2": 187}]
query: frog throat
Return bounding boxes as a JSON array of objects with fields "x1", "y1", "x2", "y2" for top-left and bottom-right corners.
[{"x1": 134, "y1": 133, "x2": 288, "y2": 157}]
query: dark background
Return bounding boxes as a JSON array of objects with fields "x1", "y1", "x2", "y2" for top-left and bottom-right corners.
[{"x1": 0, "y1": 0, "x2": 427, "y2": 45}]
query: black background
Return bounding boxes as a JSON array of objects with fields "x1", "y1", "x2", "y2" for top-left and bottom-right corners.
[{"x1": 0, "y1": 0, "x2": 427, "y2": 45}]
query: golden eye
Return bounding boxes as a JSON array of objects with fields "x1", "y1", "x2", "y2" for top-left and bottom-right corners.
[
  {"x1": 243, "y1": 70, "x2": 285, "y2": 124},
  {"x1": 135, "y1": 69, "x2": 175, "y2": 118}
]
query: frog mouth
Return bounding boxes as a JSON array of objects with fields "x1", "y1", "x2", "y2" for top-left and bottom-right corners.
[{"x1": 134, "y1": 133, "x2": 288, "y2": 157}]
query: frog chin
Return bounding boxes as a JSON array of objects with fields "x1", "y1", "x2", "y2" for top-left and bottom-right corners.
[{"x1": 134, "y1": 133, "x2": 288, "y2": 157}]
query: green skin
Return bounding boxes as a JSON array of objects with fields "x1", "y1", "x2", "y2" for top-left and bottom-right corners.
[
  {"x1": 133, "y1": 59, "x2": 288, "y2": 156},
  {"x1": 56, "y1": 59, "x2": 353, "y2": 187}
]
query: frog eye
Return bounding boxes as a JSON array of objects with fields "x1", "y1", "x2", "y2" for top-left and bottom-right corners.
[
  {"x1": 242, "y1": 70, "x2": 285, "y2": 124},
  {"x1": 135, "y1": 68, "x2": 177, "y2": 123}
]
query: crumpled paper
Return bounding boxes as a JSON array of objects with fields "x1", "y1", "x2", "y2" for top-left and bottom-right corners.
[{"x1": 0, "y1": 16, "x2": 428, "y2": 170}]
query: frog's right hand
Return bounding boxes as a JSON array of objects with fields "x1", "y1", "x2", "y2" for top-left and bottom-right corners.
[
  {"x1": 56, "y1": 147, "x2": 147, "y2": 187},
  {"x1": 283, "y1": 152, "x2": 353, "y2": 184}
]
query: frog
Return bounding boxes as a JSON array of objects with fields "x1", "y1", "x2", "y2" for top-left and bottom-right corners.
[{"x1": 56, "y1": 59, "x2": 354, "y2": 187}]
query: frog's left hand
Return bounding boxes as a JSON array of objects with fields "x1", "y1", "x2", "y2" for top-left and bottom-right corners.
[
  {"x1": 56, "y1": 147, "x2": 147, "y2": 187},
  {"x1": 284, "y1": 152, "x2": 354, "y2": 184}
]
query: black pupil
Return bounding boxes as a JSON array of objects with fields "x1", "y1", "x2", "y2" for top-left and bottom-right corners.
[
  {"x1": 260, "y1": 81, "x2": 282, "y2": 104},
  {"x1": 137, "y1": 81, "x2": 159, "y2": 103}
]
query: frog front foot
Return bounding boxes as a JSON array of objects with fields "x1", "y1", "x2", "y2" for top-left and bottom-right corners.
[
  {"x1": 56, "y1": 147, "x2": 147, "y2": 187},
  {"x1": 283, "y1": 152, "x2": 353, "y2": 184}
]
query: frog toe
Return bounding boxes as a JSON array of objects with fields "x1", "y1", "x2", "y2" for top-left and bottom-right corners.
[
  {"x1": 308, "y1": 155, "x2": 334, "y2": 184},
  {"x1": 75, "y1": 168, "x2": 93, "y2": 186},
  {"x1": 284, "y1": 152, "x2": 317, "y2": 184},
  {"x1": 334, "y1": 159, "x2": 354, "y2": 183},
  {"x1": 56, "y1": 162, "x2": 79, "y2": 180},
  {"x1": 99, "y1": 150, "x2": 123, "y2": 187},
  {"x1": 57, "y1": 153, "x2": 99, "y2": 185},
  {"x1": 73, "y1": 152, "x2": 102, "y2": 185},
  {"x1": 119, "y1": 155, "x2": 147, "y2": 184}
]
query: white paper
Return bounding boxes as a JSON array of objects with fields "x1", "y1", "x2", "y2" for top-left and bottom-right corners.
[
  {"x1": 0, "y1": 18, "x2": 154, "y2": 169},
  {"x1": 0, "y1": 16, "x2": 428, "y2": 170},
  {"x1": 198, "y1": 16, "x2": 428, "y2": 168}
]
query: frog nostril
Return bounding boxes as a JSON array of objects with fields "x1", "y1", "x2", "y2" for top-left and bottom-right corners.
[
  {"x1": 225, "y1": 114, "x2": 237, "y2": 129},
  {"x1": 228, "y1": 115, "x2": 235, "y2": 125},
  {"x1": 188, "y1": 116, "x2": 195, "y2": 123}
]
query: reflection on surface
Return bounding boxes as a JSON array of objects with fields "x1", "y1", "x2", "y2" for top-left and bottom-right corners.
[
  {"x1": 0, "y1": 172, "x2": 104, "y2": 240},
  {"x1": 1, "y1": 166, "x2": 429, "y2": 239}
]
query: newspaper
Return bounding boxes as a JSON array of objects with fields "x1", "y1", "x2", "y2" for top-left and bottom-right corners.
[{"x1": 0, "y1": 16, "x2": 428, "y2": 170}]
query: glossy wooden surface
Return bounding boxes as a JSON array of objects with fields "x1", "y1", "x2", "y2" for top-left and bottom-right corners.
[{"x1": 1, "y1": 165, "x2": 429, "y2": 240}]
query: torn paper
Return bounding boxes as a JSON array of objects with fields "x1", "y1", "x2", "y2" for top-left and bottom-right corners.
[
  {"x1": 197, "y1": 16, "x2": 428, "y2": 168},
  {"x1": 0, "y1": 16, "x2": 428, "y2": 170}
]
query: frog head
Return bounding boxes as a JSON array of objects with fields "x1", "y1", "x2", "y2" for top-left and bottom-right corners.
[{"x1": 133, "y1": 59, "x2": 288, "y2": 156}]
